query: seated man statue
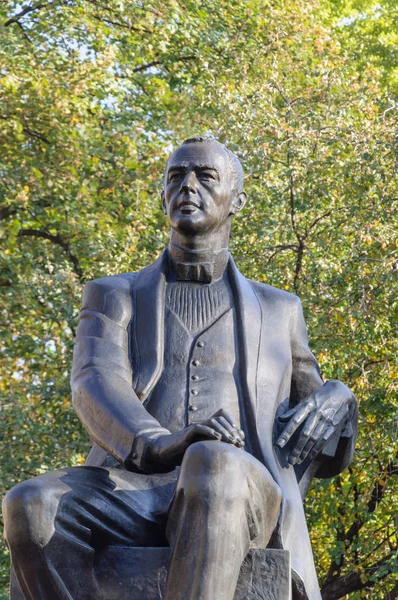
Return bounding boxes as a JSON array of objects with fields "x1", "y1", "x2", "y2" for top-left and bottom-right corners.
[{"x1": 3, "y1": 137, "x2": 358, "y2": 600}]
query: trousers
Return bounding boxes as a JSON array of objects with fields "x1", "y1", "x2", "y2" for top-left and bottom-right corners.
[{"x1": 3, "y1": 441, "x2": 282, "y2": 600}]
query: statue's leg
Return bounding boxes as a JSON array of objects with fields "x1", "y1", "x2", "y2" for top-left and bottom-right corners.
[
  {"x1": 3, "y1": 465, "x2": 176, "y2": 600},
  {"x1": 165, "y1": 441, "x2": 282, "y2": 600}
]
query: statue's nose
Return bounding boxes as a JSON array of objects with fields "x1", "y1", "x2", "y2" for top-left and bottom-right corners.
[{"x1": 180, "y1": 171, "x2": 197, "y2": 194}]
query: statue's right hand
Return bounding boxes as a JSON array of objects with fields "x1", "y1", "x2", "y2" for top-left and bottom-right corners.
[{"x1": 145, "y1": 409, "x2": 244, "y2": 469}]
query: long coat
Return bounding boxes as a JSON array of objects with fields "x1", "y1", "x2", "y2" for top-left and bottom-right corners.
[{"x1": 71, "y1": 249, "x2": 357, "y2": 600}]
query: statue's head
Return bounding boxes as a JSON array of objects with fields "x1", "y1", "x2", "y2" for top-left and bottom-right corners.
[{"x1": 162, "y1": 137, "x2": 246, "y2": 237}]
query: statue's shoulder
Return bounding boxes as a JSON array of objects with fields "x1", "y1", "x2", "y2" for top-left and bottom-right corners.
[
  {"x1": 82, "y1": 253, "x2": 164, "y2": 302},
  {"x1": 249, "y1": 279, "x2": 301, "y2": 311},
  {"x1": 83, "y1": 272, "x2": 137, "y2": 298},
  {"x1": 81, "y1": 272, "x2": 138, "y2": 323}
]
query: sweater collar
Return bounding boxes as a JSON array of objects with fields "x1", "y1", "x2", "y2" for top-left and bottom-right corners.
[{"x1": 168, "y1": 243, "x2": 229, "y2": 283}]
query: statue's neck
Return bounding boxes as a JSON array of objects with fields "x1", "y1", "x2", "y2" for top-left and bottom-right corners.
[{"x1": 168, "y1": 230, "x2": 230, "y2": 283}]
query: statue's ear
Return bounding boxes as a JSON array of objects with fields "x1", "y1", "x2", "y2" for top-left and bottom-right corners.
[
  {"x1": 230, "y1": 191, "x2": 247, "y2": 215},
  {"x1": 161, "y1": 190, "x2": 167, "y2": 215}
]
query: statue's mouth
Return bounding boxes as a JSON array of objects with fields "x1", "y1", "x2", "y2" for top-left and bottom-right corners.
[{"x1": 178, "y1": 200, "x2": 200, "y2": 213}]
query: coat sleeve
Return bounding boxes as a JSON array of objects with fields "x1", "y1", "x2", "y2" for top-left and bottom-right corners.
[
  {"x1": 70, "y1": 276, "x2": 170, "y2": 471},
  {"x1": 289, "y1": 296, "x2": 324, "y2": 406},
  {"x1": 289, "y1": 296, "x2": 358, "y2": 486}
]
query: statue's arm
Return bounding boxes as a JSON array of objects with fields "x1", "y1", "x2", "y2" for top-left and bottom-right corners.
[
  {"x1": 70, "y1": 276, "x2": 170, "y2": 471},
  {"x1": 278, "y1": 296, "x2": 358, "y2": 480},
  {"x1": 289, "y1": 296, "x2": 325, "y2": 406}
]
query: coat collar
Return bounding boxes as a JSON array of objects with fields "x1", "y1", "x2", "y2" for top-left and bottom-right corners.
[{"x1": 132, "y1": 248, "x2": 263, "y2": 408}]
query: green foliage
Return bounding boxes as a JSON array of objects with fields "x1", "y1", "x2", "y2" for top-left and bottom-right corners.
[{"x1": 0, "y1": 1, "x2": 396, "y2": 598}]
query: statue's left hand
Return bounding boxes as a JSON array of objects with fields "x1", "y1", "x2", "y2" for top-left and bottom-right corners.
[{"x1": 276, "y1": 380, "x2": 356, "y2": 466}]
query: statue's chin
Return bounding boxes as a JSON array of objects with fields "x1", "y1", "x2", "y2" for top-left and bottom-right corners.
[
  {"x1": 170, "y1": 215, "x2": 209, "y2": 237},
  {"x1": 169, "y1": 210, "x2": 231, "y2": 241}
]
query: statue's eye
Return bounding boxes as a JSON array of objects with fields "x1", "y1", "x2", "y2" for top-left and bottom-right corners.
[
  {"x1": 168, "y1": 173, "x2": 182, "y2": 182},
  {"x1": 199, "y1": 172, "x2": 215, "y2": 181}
]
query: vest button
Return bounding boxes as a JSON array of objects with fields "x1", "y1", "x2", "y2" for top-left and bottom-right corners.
[
  {"x1": 192, "y1": 360, "x2": 200, "y2": 366},
  {"x1": 191, "y1": 389, "x2": 198, "y2": 395},
  {"x1": 189, "y1": 404, "x2": 198, "y2": 412},
  {"x1": 191, "y1": 375, "x2": 199, "y2": 381},
  {"x1": 197, "y1": 341, "x2": 205, "y2": 347}
]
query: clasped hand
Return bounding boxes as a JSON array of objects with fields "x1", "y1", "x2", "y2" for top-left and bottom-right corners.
[
  {"x1": 146, "y1": 408, "x2": 245, "y2": 469},
  {"x1": 276, "y1": 380, "x2": 355, "y2": 466}
]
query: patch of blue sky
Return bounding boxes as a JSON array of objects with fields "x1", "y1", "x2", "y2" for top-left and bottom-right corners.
[{"x1": 337, "y1": 4, "x2": 382, "y2": 27}]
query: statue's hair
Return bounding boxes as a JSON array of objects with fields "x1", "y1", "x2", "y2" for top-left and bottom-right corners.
[{"x1": 179, "y1": 136, "x2": 244, "y2": 192}]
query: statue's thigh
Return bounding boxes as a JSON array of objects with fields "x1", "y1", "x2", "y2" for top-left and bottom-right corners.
[{"x1": 4, "y1": 465, "x2": 178, "y2": 550}]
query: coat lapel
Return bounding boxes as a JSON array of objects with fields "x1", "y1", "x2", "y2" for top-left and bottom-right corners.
[
  {"x1": 228, "y1": 258, "x2": 262, "y2": 428},
  {"x1": 132, "y1": 250, "x2": 168, "y2": 400}
]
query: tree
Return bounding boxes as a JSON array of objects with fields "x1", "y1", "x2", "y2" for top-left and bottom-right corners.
[{"x1": 0, "y1": 1, "x2": 396, "y2": 598}]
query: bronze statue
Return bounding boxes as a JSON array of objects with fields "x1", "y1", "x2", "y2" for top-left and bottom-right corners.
[{"x1": 3, "y1": 137, "x2": 358, "y2": 600}]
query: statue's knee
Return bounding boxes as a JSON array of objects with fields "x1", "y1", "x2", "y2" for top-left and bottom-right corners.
[
  {"x1": 181, "y1": 442, "x2": 283, "y2": 511},
  {"x1": 180, "y1": 442, "x2": 247, "y2": 501},
  {"x1": 183, "y1": 440, "x2": 243, "y2": 475},
  {"x1": 3, "y1": 479, "x2": 57, "y2": 549}
]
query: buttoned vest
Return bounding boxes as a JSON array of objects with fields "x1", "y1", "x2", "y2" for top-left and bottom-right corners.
[{"x1": 144, "y1": 282, "x2": 242, "y2": 434}]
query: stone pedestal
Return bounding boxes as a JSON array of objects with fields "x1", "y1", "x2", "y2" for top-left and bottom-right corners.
[{"x1": 10, "y1": 547, "x2": 291, "y2": 600}]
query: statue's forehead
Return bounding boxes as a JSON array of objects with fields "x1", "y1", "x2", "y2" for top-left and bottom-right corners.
[{"x1": 167, "y1": 144, "x2": 229, "y2": 173}]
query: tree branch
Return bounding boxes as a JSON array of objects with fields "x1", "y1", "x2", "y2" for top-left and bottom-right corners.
[
  {"x1": 132, "y1": 55, "x2": 196, "y2": 73},
  {"x1": 0, "y1": 116, "x2": 51, "y2": 144},
  {"x1": 384, "y1": 580, "x2": 398, "y2": 599},
  {"x1": 283, "y1": 142, "x2": 306, "y2": 291},
  {"x1": 289, "y1": 173, "x2": 299, "y2": 238},
  {"x1": 323, "y1": 458, "x2": 397, "y2": 589},
  {"x1": 91, "y1": 14, "x2": 150, "y2": 34},
  {"x1": 0, "y1": 205, "x2": 17, "y2": 221},
  {"x1": 344, "y1": 459, "x2": 396, "y2": 543},
  {"x1": 4, "y1": 1, "x2": 47, "y2": 27},
  {"x1": 18, "y1": 228, "x2": 83, "y2": 281},
  {"x1": 289, "y1": 173, "x2": 305, "y2": 291},
  {"x1": 293, "y1": 241, "x2": 304, "y2": 292},
  {"x1": 22, "y1": 126, "x2": 50, "y2": 145},
  {"x1": 321, "y1": 552, "x2": 396, "y2": 600},
  {"x1": 323, "y1": 477, "x2": 349, "y2": 581},
  {"x1": 265, "y1": 244, "x2": 299, "y2": 263},
  {"x1": 308, "y1": 210, "x2": 332, "y2": 232},
  {"x1": 271, "y1": 82, "x2": 290, "y2": 106},
  {"x1": 14, "y1": 19, "x2": 33, "y2": 43}
]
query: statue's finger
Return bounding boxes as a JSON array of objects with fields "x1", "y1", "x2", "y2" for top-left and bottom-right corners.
[
  {"x1": 331, "y1": 403, "x2": 349, "y2": 426},
  {"x1": 307, "y1": 425, "x2": 335, "y2": 462},
  {"x1": 297, "y1": 420, "x2": 327, "y2": 464},
  {"x1": 277, "y1": 404, "x2": 311, "y2": 447},
  {"x1": 278, "y1": 406, "x2": 299, "y2": 422},
  {"x1": 209, "y1": 418, "x2": 237, "y2": 444},
  {"x1": 288, "y1": 411, "x2": 319, "y2": 464},
  {"x1": 215, "y1": 408, "x2": 237, "y2": 428},
  {"x1": 190, "y1": 424, "x2": 222, "y2": 441},
  {"x1": 217, "y1": 416, "x2": 244, "y2": 445}
]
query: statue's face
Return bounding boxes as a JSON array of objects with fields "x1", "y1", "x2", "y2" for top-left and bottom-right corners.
[{"x1": 163, "y1": 143, "x2": 240, "y2": 237}]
